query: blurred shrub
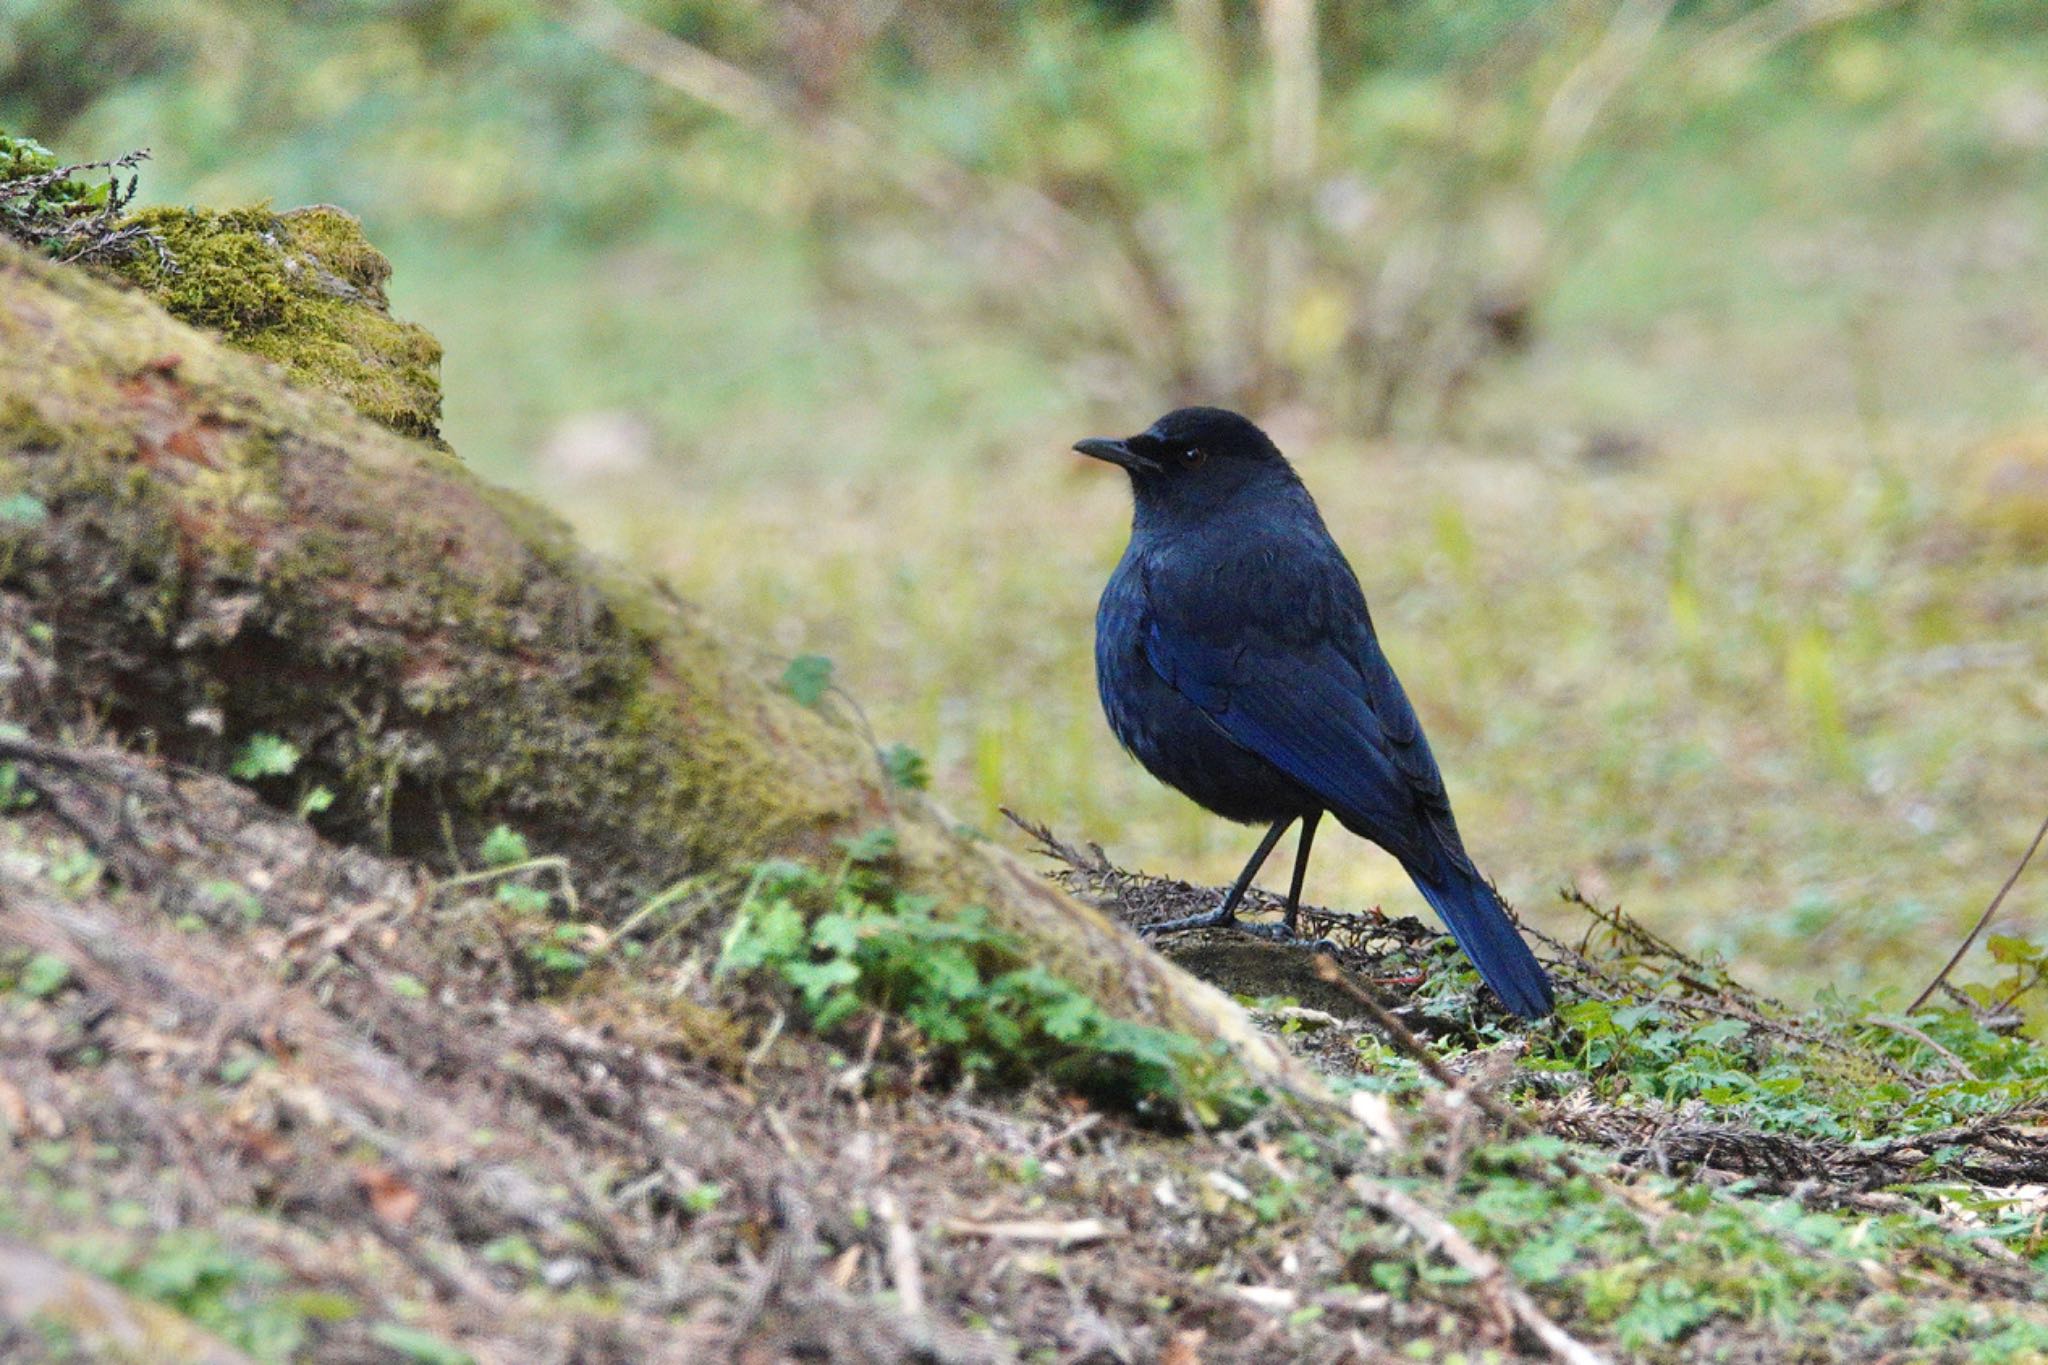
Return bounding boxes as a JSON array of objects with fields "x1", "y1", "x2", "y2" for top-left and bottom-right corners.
[{"x1": 6, "y1": 0, "x2": 2043, "y2": 439}]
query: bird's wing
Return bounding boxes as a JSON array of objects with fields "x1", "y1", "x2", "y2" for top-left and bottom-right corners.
[
  {"x1": 1139, "y1": 567, "x2": 1457, "y2": 873},
  {"x1": 1136, "y1": 542, "x2": 1555, "y2": 1018}
]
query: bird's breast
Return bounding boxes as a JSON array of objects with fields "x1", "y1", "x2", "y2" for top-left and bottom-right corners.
[{"x1": 1093, "y1": 553, "x2": 1319, "y2": 825}]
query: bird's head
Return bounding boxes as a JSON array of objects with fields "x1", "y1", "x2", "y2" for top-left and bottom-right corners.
[{"x1": 1073, "y1": 407, "x2": 1297, "y2": 523}]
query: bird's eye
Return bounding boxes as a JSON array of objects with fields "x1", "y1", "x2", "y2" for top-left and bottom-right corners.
[{"x1": 1180, "y1": 446, "x2": 1207, "y2": 467}]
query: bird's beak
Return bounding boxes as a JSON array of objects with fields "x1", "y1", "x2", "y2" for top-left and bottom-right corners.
[{"x1": 1073, "y1": 436, "x2": 1160, "y2": 473}]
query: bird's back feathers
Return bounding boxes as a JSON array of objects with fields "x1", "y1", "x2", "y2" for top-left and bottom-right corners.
[{"x1": 1106, "y1": 466, "x2": 1555, "y2": 1018}]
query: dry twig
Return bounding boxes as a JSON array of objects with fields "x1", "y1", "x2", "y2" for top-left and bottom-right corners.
[
  {"x1": 1350, "y1": 1178, "x2": 1609, "y2": 1365},
  {"x1": 1910, "y1": 810, "x2": 2048, "y2": 1013},
  {"x1": 941, "y1": 1217, "x2": 1121, "y2": 1248}
]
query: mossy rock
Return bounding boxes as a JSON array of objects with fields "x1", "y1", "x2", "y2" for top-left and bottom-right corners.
[
  {"x1": 1957, "y1": 429, "x2": 2048, "y2": 559},
  {"x1": 113, "y1": 205, "x2": 443, "y2": 443}
]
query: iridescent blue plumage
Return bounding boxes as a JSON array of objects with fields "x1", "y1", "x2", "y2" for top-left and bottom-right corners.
[{"x1": 1080, "y1": 407, "x2": 1554, "y2": 1019}]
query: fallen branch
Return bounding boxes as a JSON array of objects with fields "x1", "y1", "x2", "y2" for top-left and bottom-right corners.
[
  {"x1": 872, "y1": 1191, "x2": 926, "y2": 1320},
  {"x1": 940, "y1": 1217, "x2": 1121, "y2": 1248},
  {"x1": 1349, "y1": 1178, "x2": 1609, "y2": 1365},
  {"x1": 1552, "y1": 1105, "x2": 2048, "y2": 1193}
]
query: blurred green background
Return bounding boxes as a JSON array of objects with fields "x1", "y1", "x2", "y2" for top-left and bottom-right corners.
[{"x1": 8, "y1": 0, "x2": 2048, "y2": 1001}]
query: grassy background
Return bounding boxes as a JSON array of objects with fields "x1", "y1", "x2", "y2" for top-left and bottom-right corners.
[{"x1": 9, "y1": 0, "x2": 2048, "y2": 1002}]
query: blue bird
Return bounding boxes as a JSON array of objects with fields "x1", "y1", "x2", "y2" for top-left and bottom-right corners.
[{"x1": 1075, "y1": 407, "x2": 1555, "y2": 1019}]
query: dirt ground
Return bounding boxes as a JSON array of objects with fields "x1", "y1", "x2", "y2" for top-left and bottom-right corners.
[{"x1": 4, "y1": 727, "x2": 2047, "y2": 1363}]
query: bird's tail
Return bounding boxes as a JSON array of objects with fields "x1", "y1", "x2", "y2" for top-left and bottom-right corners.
[{"x1": 1409, "y1": 861, "x2": 1555, "y2": 1019}]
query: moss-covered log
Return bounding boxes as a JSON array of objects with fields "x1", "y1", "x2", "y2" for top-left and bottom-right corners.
[{"x1": 0, "y1": 237, "x2": 1314, "y2": 1098}]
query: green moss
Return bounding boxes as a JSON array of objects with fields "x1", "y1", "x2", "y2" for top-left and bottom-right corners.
[
  {"x1": 112, "y1": 206, "x2": 443, "y2": 443},
  {"x1": 0, "y1": 394, "x2": 69, "y2": 452},
  {"x1": 278, "y1": 203, "x2": 394, "y2": 294}
]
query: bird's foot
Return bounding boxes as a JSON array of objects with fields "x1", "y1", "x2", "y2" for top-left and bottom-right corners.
[
  {"x1": 1230, "y1": 919, "x2": 1297, "y2": 942},
  {"x1": 1140, "y1": 909, "x2": 1335, "y2": 951},
  {"x1": 1138, "y1": 904, "x2": 1243, "y2": 938},
  {"x1": 1250, "y1": 926, "x2": 1343, "y2": 954}
]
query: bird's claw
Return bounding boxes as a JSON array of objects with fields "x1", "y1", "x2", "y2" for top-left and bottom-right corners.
[
  {"x1": 1139, "y1": 913, "x2": 1336, "y2": 954},
  {"x1": 1241, "y1": 925, "x2": 1342, "y2": 954},
  {"x1": 1137, "y1": 907, "x2": 1240, "y2": 938},
  {"x1": 1231, "y1": 919, "x2": 1295, "y2": 942}
]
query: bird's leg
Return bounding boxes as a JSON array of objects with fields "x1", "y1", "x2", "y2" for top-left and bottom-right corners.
[
  {"x1": 1281, "y1": 810, "x2": 1322, "y2": 936},
  {"x1": 1140, "y1": 818, "x2": 1295, "y2": 938}
]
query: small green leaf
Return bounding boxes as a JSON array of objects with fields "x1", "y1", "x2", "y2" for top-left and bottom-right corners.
[
  {"x1": 811, "y1": 912, "x2": 862, "y2": 956},
  {"x1": 1687, "y1": 1019, "x2": 1748, "y2": 1046},
  {"x1": 1511, "y1": 1235, "x2": 1581, "y2": 1283},
  {"x1": 1035, "y1": 991, "x2": 1099, "y2": 1044},
  {"x1": 282, "y1": 1290, "x2": 359, "y2": 1322},
  {"x1": 1560, "y1": 1000, "x2": 1614, "y2": 1034},
  {"x1": 481, "y1": 1236, "x2": 542, "y2": 1272},
  {"x1": 781, "y1": 654, "x2": 834, "y2": 707},
  {"x1": 0, "y1": 492, "x2": 48, "y2": 526},
  {"x1": 495, "y1": 882, "x2": 552, "y2": 915},
  {"x1": 1986, "y1": 935, "x2": 2042, "y2": 966},
  {"x1": 18, "y1": 952, "x2": 70, "y2": 999},
  {"x1": 478, "y1": 825, "x2": 530, "y2": 867},
  {"x1": 838, "y1": 828, "x2": 898, "y2": 864},
  {"x1": 881, "y1": 742, "x2": 930, "y2": 790},
  {"x1": 787, "y1": 957, "x2": 861, "y2": 1007},
  {"x1": 230, "y1": 733, "x2": 300, "y2": 780},
  {"x1": 525, "y1": 925, "x2": 589, "y2": 976},
  {"x1": 1613, "y1": 1003, "x2": 1663, "y2": 1032}
]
